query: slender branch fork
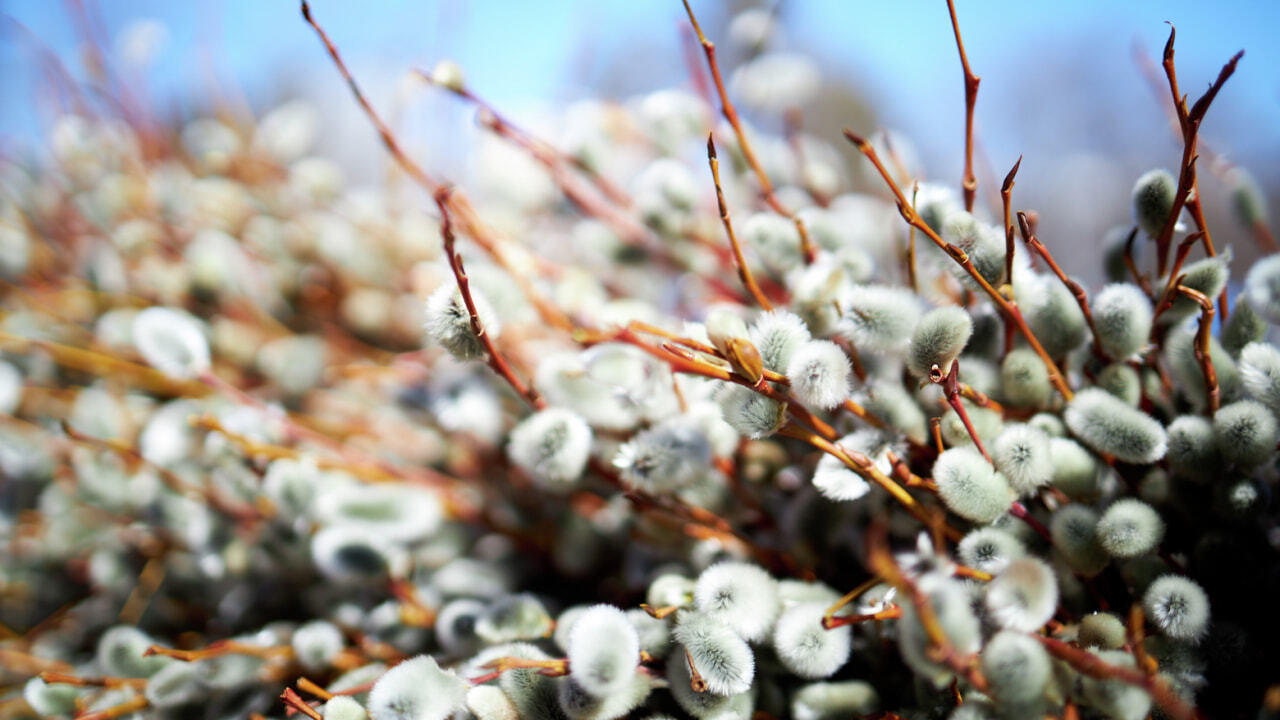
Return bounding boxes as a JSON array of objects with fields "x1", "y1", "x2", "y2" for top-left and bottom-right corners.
[
  {"x1": 1151, "y1": 25, "x2": 1242, "y2": 279},
  {"x1": 945, "y1": 0, "x2": 981, "y2": 212},
  {"x1": 843, "y1": 131, "x2": 1073, "y2": 402},
  {"x1": 433, "y1": 187, "x2": 544, "y2": 410},
  {"x1": 681, "y1": 0, "x2": 816, "y2": 263},
  {"x1": 708, "y1": 135, "x2": 773, "y2": 310}
]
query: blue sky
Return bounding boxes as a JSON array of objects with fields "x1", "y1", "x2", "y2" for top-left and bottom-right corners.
[
  {"x1": 3, "y1": 1, "x2": 1276, "y2": 160},
  {"x1": 2, "y1": 0, "x2": 1277, "y2": 274}
]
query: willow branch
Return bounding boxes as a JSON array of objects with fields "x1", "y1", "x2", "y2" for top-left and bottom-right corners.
[
  {"x1": 1037, "y1": 635, "x2": 1197, "y2": 720},
  {"x1": 1152, "y1": 26, "x2": 1242, "y2": 276},
  {"x1": 681, "y1": 0, "x2": 815, "y2": 263},
  {"x1": 845, "y1": 131, "x2": 1072, "y2": 401},
  {"x1": 1016, "y1": 212, "x2": 1105, "y2": 362},
  {"x1": 945, "y1": 0, "x2": 981, "y2": 211},
  {"x1": 1001, "y1": 157, "x2": 1021, "y2": 289},
  {"x1": 434, "y1": 187, "x2": 544, "y2": 410},
  {"x1": 1176, "y1": 283, "x2": 1219, "y2": 414},
  {"x1": 708, "y1": 135, "x2": 773, "y2": 309}
]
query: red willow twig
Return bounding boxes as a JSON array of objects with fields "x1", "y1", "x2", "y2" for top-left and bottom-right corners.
[
  {"x1": 300, "y1": 1, "x2": 572, "y2": 333},
  {"x1": 1001, "y1": 156, "x2": 1022, "y2": 290},
  {"x1": 1016, "y1": 212, "x2": 1106, "y2": 362},
  {"x1": 415, "y1": 71, "x2": 664, "y2": 258},
  {"x1": 434, "y1": 187, "x2": 545, "y2": 411},
  {"x1": 1036, "y1": 635, "x2": 1198, "y2": 720},
  {"x1": 681, "y1": 0, "x2": 816, "y2": 264},
  {"x1": 1151, "y1": 26, "x2": 1242, "y2": 278},
  {"x1": 708, "y1": 135, "x2": 773, "y2": 310},
  {"x1": 944, "y1": 0, "x2": 981, "y2": 212},
  {"x1": 864, "y1": 522, "x2": 986, "y2": 689},
  {"x1": 843, "y1": 131, "x2": 1073, "y2": 402},
  {"x1": 932, "y1": 359, "x2": 990, "y2": 462},
  {"x1": 1175, "y1": 283, "x2": 1219, "y2": 414},
  {"x1": 1149, "y1": 231, "x2": 1207, "y2": 330}
]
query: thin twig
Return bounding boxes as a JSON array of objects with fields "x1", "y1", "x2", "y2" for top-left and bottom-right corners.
[
  {"x1": 1152, "y1": 26, "x2": 1242, "y2": 276},
  {"x1": 681, "y1": 0, "x2": 815, "y2": 263},
  {"x1": 1016, "y1": 212, "x2": 1105, "y2": 362},
  {"x1": 1001, "y1": 157, "x2": 1022, "y2": 289},
  {"x1": 1037, "y1": 635, "x2": 1197, "y2": 720},
  {"x1": 781, "y1": 423, "x2": 959, "y2": 540},
  {"x1": 844, "y1": 131, "x2": 1073, "y2": 402},
  {"x1": 1175, "y1": 283, "x2": 1219, "y2": 414},
  {"x1": 434, "y1": 187, "x2": 544, "y2": 410},
  {"x1": 708, "y1": 135, "x2": 773, "y2": 309},
  {"x1": 945, "y1": 0, "x2": 981, "y2": 211}
]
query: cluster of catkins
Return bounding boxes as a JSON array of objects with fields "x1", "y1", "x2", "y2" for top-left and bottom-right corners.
[{"x1": 3, "y1": 5, "x2": 1280, "y2": 720}]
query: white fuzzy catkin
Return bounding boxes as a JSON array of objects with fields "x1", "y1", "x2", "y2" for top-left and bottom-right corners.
[
  {"x1": 1081, "y1": 650, "x2": 1152, "y2": 720},
  {"x1": 613, "y1": 417, "x2": 712, "y2": 493},
  {"x1": 693, "y1": 562, "x2": 780, "y2": 642},
  {"x1": 424, "y1": 282, "x2": 501, "y2": 361},
  {"x1": 311, "y1": 525, "x2": 405, "y2": 582},
  {"x1": 1132, "y1": 168, "x2": 1177, "y2": 240},
  {"x1": 1143, "y1": 575, "x2": 1211, "y2": 641},
  {"x1": 1024, "y1": 275, "x2": 1087, "y2": 358},
  {"x1": 749, "y1": 309, "x2": 811, "y2": 372},
  {"x1": 23, "y1": 678, "x2": 80, "y2": 717},
  {"x1": 1091, "y1": 283, "x2": 1152, "y2": 359},
  {"x1": 1048, "y1": 437, "x2": 1100, "y2": 500},
  {"x1": 1164, "y1": 328, "x2": 1239, "y2": 407},
  {"x1": 991, "y1": 424, "x2": 1052, "y2": 496},
  {"x1": 841, "y1": 285, "x2": 921, "y2": 353},
  {"x1": 1213, "y1": 399, "x2": 1277, "y2": 468},
  {"x1": 1097, "y1": 362, "x2": 1142, "y2": 406},
  {"x1": 476, "y1": 594, "x2": 553, "y2": 644},
  {"x1": 1240, "y1": 341, "x2": 1280, "y2": 416},
  {"x1": 980, "y1": 631, "x2": 1051, "y2": 703},
  {"x1": 567, "y1": 605, "x2": 640, "y2": 698},
  {"x1": 508, "y1": 407, "x2": 594, "y2": 487},
  {"x1": 907, "y1": 306, "x2": 972, "y2": 376},
  {"x1": 1079, "y1": 612, "x2": 1127, "y2": 649},
  {"x1": 96, "y1": 625, "x2": 170, "y2": 678},
  {"x1": 714, "y1": 383, "x2": 786, "y2": 438},
  {"x1": 672, "y1": 611, "x2": 755, "y2": 695},
  {"x1": 772, "y1": 602, "x2": 851, "y2": 679},
  {"x1": 292, "y1": 620, "x2": 344, "y2": 671},
  {"x1": 786, "y1": 340, "x2": 851, "y2": 409},
  {"x1": 931, "y1": 446, "x2": 1013, "y2": 524},
  {"x1": 665, "y1": 645, "x2": 753, "y2": 718},
  {"x1": 1000, "y1": 348, "x2": 1050, "y2": 409},
  {"x1": 1163, "y1": 255, "x2": 1231, "y2": 325},
  {"x1": 1246, "y1": 254, "x2": 1280, "y2": 324},
  {"x1": 465, "y1": 685, "x2": 517, "y2": 720},
  {"x1": 367, "y1": 655, "x2": 467, "y2": 720},
  {"x1": 436, "y1": 599, "x2": 486, "y2": 655},
  {"x1": 1050, "y1": 504, "x2": 1109, "y2": 576},
  {"x1": 1096, "y1": 499, "x2": 1165, "y2": 558},
  {"x1": 132, "y1": 306, "x2": 210, "y2": 379},
  {"x1": 958, "y1": 527, "x2": 1026, "y2": 576},
  {"x1": 1064, "y1": 388, "x2": 1166, "y2": 464},
  {"x1": 791, "y1": 681, "x2": 878, "y2": 720},
  {"x1": 985, "y1": 557, "x2": 1059, "y2": 632},
  {"x1": 1223, "y1": 300, "x2": 1267, "y2": 357},
  {"x1": 898, "y1": 575, "x2": 981, "y2": 688},
  {"x1": 144, "y1": 662, "x2": 201, "y2": 708}
]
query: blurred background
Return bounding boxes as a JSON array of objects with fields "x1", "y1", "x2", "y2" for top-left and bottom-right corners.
[{"x1": 2, "y1": 0, "x2": 1278, "y2": 279}]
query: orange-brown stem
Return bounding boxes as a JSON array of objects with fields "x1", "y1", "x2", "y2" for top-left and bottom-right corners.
[
  {"x1": 1176, "y1": 283, "x2": 1219, "y2": 414},
  {"x1": 708, "y1": 135, "x2": 774, "y2": 310},
  {"x1": 945, "y1": 0, "x2": 981, "y2": 211},
  {"x1": 844, "y1": 131, "x2": 1072, "y2": 402},
  {"x1": 681, "y1": 0, "x2": 815, "y2": 263},
  {"x1": 434, "y1": 187, "x2": 544, "y2": 410},
  {"x1": 1037, "y1": 635, "x2": 1197, "y2": 720}
]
